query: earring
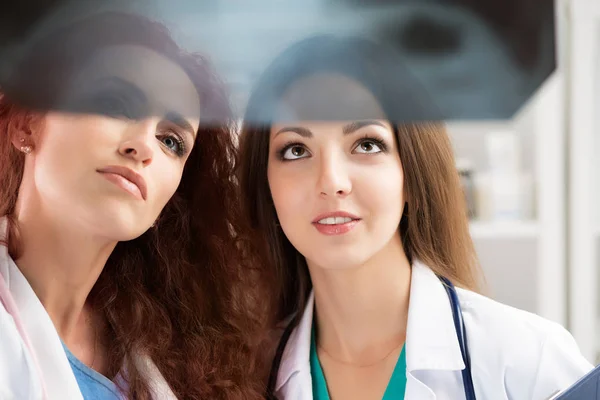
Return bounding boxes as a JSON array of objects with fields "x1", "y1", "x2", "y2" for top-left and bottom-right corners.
[{"x1": 20, "y1": 145, "x2": 32, "y2": 154}]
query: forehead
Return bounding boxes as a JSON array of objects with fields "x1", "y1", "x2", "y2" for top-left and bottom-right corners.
[
  {"x1": 270, "y1": 120, "x2": 394, "y2": 139},
  {"x1": 62, "y1": 45, "x2": 201, "y2": 123},
  {"x1": 274, "y1": 73, "x2": 386, "y2": 122}
]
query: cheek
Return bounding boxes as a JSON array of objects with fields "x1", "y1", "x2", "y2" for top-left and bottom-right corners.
[
  {"x1": 151, "y1": 162, "x2": 184, "y2": 210},
  {"x1": 35, "y1": 115, "x2": 122, "y2": 169},
  {"x1": 359, "y1": 163, "x2": 405, "y2": 219},
  {"x1": 33, "y1": 117, "x2": 111, "y2": 195},
  {"x1": 267, "y1": 165, "x2": 306, "y2": 223}
]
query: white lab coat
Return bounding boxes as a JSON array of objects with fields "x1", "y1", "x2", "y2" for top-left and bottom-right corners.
[
  {"x1": 273, "y1": 261, "x2": 594, "y2": 400},
  {"x1": 0, "y1": 218, "x2": 176, "y2": 400}
]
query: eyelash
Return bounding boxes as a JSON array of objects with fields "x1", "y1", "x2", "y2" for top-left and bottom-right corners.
[
  {"x1": 355, "y1": 134, "x2": 388, "y2": 154},
  {"x1": 276, "y1": 135, "x2": 389, "y2": 161},
  {"x1": 158, "y1": 130, "x2": 187, "y2": 157},
  {"x1": 277, "y1": 140, "x2": 305, "y2": 161}
]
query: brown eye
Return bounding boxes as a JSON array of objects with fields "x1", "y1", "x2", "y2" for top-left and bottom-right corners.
[
  {"x1": 354, "y1": 139, "x2": 384, "y2": 154},
  {"x1": 281, "y1": 144, "x2": 310, "y2": 160},
  {"x1": 361, "y1": 142, "x2": 374, "y2": 152},
  {"x1": 291, "y1": 146, "x2": 305, "y2": 157}
]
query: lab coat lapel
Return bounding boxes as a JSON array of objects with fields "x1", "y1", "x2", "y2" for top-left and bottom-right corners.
[
  {"x1": 404, "y1": 261, "x2": 466, "y2": 399},
  {"x1": 0, "y1": 218, "x2": 83, "y2": 399},
  {"x1": 405, "y1": 372, "x2": 436, "y2": 399},
  {"x1": 275, "y1": 292, "x2": 314, "y2": 398},
  {"x1": 134, "y1": 354, "x2": 178, "y2": 399}
]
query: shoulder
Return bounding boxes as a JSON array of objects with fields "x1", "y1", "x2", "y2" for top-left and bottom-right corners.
[
  {"x1": 457, "y1": 288, "x2": 569, "y2": 341},
  {"x1": 456, "y1": 288, "x2": 593, "y2": 398}
]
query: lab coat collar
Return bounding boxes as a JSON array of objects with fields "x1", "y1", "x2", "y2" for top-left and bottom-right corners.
[
  {"x1": 0, "y1": 217, "x2": 10, "y2": 284},
  {"x1": 0, "y1": 217, "x2": 83, "y2": 398},
  {"x1": 0, "y1": 216, "x2": 177, "y2": 399},
  {"x1": 406, "y1": 260, "x2": 465, "y2": 372},
  {"x1": 275, "y1": 260, "x2": 465, "y2": 392},
  {"x1": 276, "y1": 290, "x2": 315, "y2": 392}
]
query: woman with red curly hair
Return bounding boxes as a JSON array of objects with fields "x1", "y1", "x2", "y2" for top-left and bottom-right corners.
[{"x1": 0, "y1": 11, "x2": 269, "y2": 400}]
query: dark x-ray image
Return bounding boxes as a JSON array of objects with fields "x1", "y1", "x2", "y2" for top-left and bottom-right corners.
[{"x1": 0, "y1": 0, "x2": 554, "y2": 122}]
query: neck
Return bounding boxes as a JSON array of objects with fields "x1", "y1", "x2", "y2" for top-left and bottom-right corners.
[
  {"x1": 309, "y1": 233, "x2": 411, "y2": 364},
  {"x1": 12, "y1": 198, "x2": 116, "y2": 340}
]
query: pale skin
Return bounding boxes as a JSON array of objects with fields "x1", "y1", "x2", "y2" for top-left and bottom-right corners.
[
  {"x1": 311, "y1": 229, "x2": 411, "y2": 400},
  {"x1": 268, "y1": 103, "x2": 412, "y2": 398},
  {"x1": 9, "y1": 45, "x2": 200, "y2": 377}
]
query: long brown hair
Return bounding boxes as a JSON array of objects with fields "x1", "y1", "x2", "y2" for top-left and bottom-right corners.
[
  {"x1": 0, "y1": 12, "x2": 269, "y2": 400},
  {"x1": 237, "y1": 35, "x2": 481, "y2": 323}
]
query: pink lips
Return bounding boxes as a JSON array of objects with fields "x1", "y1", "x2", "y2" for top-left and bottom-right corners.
[
  {"x1": 97, "y1": 165, "x2": 147, "y2": 201},
  {"x1": 312, "y1": 211, "x2": 361, "y2": 236}
]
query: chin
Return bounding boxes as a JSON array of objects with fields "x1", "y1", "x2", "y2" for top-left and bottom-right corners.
[
  {"x1": 307, "y1": 251, "x2": 371, "y2": 271},
  {"x1": 91, "y1": 213, "x2": 149, "y2": 242}
]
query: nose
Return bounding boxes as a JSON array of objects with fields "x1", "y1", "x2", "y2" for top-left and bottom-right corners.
[
  {"x1": 118, "y1": 119, "x2": 156, "y2": 166},
  {"x1": 317, "y1": 151, "x2": 352, "y2": 198}
]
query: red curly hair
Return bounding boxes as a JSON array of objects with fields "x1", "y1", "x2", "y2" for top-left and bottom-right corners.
[{"x1": 0, "y1": 11, "x2": 271, "y2": 400}]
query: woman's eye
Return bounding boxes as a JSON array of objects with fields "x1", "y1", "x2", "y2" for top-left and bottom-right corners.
[
  {"x1": 158, "y1": 134, "x2": 186, "y2": 157},
  {"x1": 282, "y1": 145, "x2": 309, "y2": 160},
  {"x1": 354, "y1": 139, "x2": 383, "y2": 154}
]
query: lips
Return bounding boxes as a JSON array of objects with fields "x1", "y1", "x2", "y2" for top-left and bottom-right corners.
[
  {"x1": 97, "y1": 165, "x2": 147, "y2": 200},
  {"x1": 312, "y1": 211, "x2": 361, "y2": 236},
  {"x1": 312, "y1": 211, "x2": 360, "y2": 224}
]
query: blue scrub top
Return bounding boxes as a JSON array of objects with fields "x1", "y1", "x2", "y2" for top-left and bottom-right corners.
[{"x1": 62, "y1": 343, "x2": 124, "y2": 400}]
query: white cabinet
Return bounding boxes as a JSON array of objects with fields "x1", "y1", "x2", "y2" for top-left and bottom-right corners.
[
  {"x1": 567, "y1": 0, "x2": 600, "y2": 363},
  {"x1": 444, "y1": 0, "x2": 573, "y2": 348},
  {"x1": 447, "y1": 68, "x2": 567, "y2": 331},
  {"x1": 454, "y1": 0, "x2": 599, "y2": 363}
]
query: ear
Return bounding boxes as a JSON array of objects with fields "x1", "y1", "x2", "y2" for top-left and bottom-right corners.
[{"x1": 8, "y1": 112, "x2": 41, "y2": 153}]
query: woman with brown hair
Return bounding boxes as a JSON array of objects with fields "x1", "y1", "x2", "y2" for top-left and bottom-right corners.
[
  {"x1": 0, "y1": 11, "x2": 268, "y2": 400},
  {"x1": 238, "y1": 35, "x2": 592, "y2": 399}
]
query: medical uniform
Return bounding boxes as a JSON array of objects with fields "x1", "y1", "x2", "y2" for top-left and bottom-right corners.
[
  {"x1": 309, "y1": 326, "x2": 407, "y2": 399},
  {"x1": 273, "y1": 261, "x2": 594, "y2": 400},
  {"x1": 0, "y1": 218, "x2": 176, "y2": 399}
]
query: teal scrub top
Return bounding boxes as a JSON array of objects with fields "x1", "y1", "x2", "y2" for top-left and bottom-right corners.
[{"x1": 310, "y1": 326, "x2": 407, "y2": 400}]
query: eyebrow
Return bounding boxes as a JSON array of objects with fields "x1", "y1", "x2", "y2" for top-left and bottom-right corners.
[
  {"x1": 96, "y1": 76, "x2": 148, "y2": 105},
  {"x1": 94, "y1": 77, "x2": 197, "y2": 138},
  {"x1": 275, "y1": 120, "x2": 386, "y2": 138},
  {"x1": 342, "y1": 120, "x2": 387, "y2": 134},
  {"x1": 164, "y1": 111, "x2": 197, "y2": 139},
  {"x1": 274, "y1": 126, "x2": 312, "y2": 138}
]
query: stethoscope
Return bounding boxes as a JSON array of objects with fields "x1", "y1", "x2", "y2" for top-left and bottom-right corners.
[{"x1": 266, "y1": 276, "x2": 476, "y2": 400}]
